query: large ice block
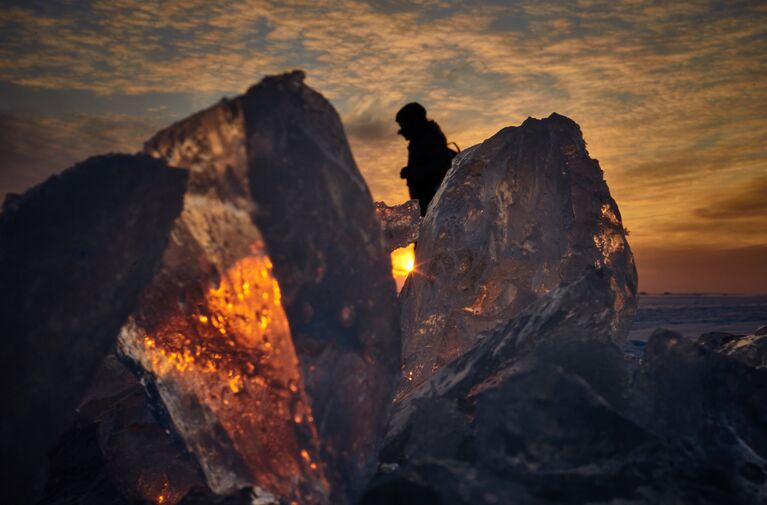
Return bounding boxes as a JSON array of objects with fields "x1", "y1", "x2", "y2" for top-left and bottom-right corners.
[
  {"x1": 119, "y1": 71, "x2": 399, "y2": 504},
  {"x1": 399, "y1": 113, "x2": 637, "y2": 391},
  {"x1": 0, "y1": 154, "x2": 187, "y2": 504}
]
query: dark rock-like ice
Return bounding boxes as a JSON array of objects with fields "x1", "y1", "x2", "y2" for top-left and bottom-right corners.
[
  {"x1": 632, "y1": 329, "x2": 767, "y2": 461},
  {"x1": 41, "y1": 355, "x2": 205, "y2": 505},
  {"x1": 372, "y1": 368, "x2": 748, "y2": 505},
  {"x1": 177, "y1": 487, "x2": 262, "y2": 505},
  {"x1": 700, "y1": 329, "x2": 767, "y2": 369},
  {"x1": 240, "y1": 74, "x2": 400, "y2": 504},
  {"x1": 118, "y1": 71, "x2": 399, "y2": 504},
  {"x1": 399, "y1": 113, "x2": 637, "y2": 390},
  {"x1": 373, "y1": 273, "x2": 767, "y2": 504},
  {"x1": 0, "y1": 154, "x2": 187, "y2": 504},
  {"x1": 383, "y1": 268, "x2": 628, "y2": 463}
]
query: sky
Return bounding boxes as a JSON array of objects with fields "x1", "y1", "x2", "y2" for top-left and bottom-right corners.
[{"x1": 1, "y1": 0, "x2": 765, "y2": 293}]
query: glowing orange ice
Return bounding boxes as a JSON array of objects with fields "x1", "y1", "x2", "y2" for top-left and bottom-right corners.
[{"x1": 119, "y1": 250, "x2": 328, "y2": 504}]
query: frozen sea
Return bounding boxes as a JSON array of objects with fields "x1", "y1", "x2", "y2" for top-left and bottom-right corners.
[{"x1": 627, "y1": 293, "x2": 767, "y2": 342}]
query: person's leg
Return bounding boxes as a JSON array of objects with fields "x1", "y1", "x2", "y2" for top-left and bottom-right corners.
[{"x1": 418, "y1": 196, "x2": 428, "y2": 217}]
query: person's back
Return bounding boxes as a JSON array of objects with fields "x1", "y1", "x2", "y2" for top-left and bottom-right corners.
[{"x1": 397, "y1": 103, "x2": 455, "y2": 216}]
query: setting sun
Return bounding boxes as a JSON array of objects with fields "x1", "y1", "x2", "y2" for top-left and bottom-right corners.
[{"x1": 391, "y1": 243, "x2": 416, "y2": 292}]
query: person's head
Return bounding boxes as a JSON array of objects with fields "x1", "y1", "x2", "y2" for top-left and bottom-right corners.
[{"x1": 396, "y1": 102, "x2": 427, "y2": 140}]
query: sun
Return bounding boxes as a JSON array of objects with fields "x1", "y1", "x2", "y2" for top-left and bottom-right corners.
[{"x1": 391, "y1": 243, "x2": 416, "y2": 292}]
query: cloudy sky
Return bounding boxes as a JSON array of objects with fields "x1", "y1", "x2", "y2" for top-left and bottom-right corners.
[{"x1": 1, "y1": 0, "x2": 765, "y2": 292}]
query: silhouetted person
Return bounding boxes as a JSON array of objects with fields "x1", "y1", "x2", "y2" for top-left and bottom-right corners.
[{"x1": 397, "y1": 103, "x2": 456, "y2": 216}]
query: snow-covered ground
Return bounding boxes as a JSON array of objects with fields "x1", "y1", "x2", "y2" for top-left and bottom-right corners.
[{"x1": 628, "y1": 293, "x2": 767, "y2": 341}]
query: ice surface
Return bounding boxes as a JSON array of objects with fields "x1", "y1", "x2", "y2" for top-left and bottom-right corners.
[
  {"x1": 399, "y1": 114, "x2": 637, "y2": 391},
  {"x1": 629, "y1": 293, "x2": 767, "y2": 341}
]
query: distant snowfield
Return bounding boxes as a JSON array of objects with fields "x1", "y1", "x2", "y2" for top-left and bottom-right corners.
[{"x1": 628, "y1": 294, "x2": 767, "y2": 341}]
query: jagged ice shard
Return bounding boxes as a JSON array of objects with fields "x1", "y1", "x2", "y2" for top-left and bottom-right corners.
[
  {"x1": 374, "y1": 200, "x2": 422, "y2": 252},
  {"x1": 118, "y1": 72, "x2": 399, "y2": 504},
  {"x1": 399, "y1": 113, "x2": 637, "y2": 390},
  {"x1": 0, "y1": 155, "x2": 187, "y2": 504}
]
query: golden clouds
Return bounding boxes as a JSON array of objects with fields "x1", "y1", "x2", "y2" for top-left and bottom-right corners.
[
  {"x1": 695, "y1": 175, "x2": 767, "y2": 221},
  {"x1": 0, "y1": 0, "x2": 765, "y2": 290}
]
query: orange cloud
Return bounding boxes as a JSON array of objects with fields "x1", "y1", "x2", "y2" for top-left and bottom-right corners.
[{"x1": 1, "y1": 0, "x2": 765, "y2": 290}]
